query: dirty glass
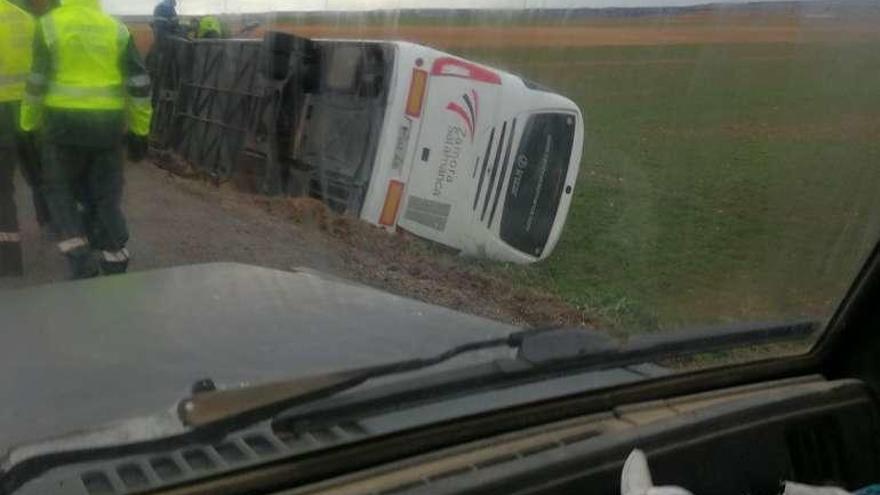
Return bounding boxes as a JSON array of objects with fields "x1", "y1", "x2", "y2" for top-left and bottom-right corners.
[{"x1": 5, "y1": 0, "x2": 880, "y2": 366}]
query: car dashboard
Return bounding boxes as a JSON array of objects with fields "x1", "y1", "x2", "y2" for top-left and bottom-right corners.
[{"x1": 274, "y1": 375, "x2": 878, "y2": 495}]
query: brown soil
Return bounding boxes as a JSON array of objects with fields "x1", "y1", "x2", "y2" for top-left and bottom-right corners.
[
  {"x1": 275, "y1": 23, "x2": 862, "y2": 48},
  {"x1": 129, "y1": 14, "x2": 880, "y2": 54},
  {"x1": 233, "y1": 191, "x2": 596, "y2": 329},
  {"x1": 513, "y1": 54, "x2": 796, "y2": 68}
]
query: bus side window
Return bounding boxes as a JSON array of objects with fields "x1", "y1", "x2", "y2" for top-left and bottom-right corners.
[
  {"x1": 323, "y1": 46, "x2": 364, "y2": 95},
  {"x1": 318, "y1": 44, "x2": 386, "y2": 99},
  {"x1": 358, "y1": 45, "x2": 386, "y2": 99}
]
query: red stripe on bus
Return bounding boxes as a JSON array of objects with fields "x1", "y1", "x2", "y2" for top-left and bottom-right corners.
[
  {"x1": 471, "y1": 89, "x2": 479, "y2": 122},
  {"x1": 446, "y1": 102, "x2": 474, "y2": 138},
  {"x1": 431, "y1": 57, "x2": 502, "y2": 85}
]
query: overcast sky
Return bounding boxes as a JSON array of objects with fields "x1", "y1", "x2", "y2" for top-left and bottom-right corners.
[{"x1": 102, "y1": 0, "x2": 786, "y2": 16}]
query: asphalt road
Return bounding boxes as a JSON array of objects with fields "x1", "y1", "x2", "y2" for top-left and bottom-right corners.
[{"x1": 0, "y1": 160, "x2": 346, "y2": 291}]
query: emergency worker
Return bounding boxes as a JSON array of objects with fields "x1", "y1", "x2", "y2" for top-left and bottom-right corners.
[
  {"x1": 20, "y1": 0, "x2": 152, "y2": 278},
  {"x1": 12, "y1": 0, "x2": 52, "y2": 236},
  {"x1": 0, "y1": 0, "x2": 41, "y2": 276},
  {"x1": 152, "y1": 0, "x2": 179, "y2": 43},
  {"x1": 197, "y1": 16, "x2": 223, "y2": 39},
  {"x1": 150, "y1": 0, "x2": 179, "y2": 69}
]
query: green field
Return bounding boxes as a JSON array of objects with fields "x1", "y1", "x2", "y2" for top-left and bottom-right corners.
[{"x1": 456, "y1": 40, "x2": 880, "y2": 332}]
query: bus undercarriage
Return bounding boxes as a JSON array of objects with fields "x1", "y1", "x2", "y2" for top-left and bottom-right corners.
[{"x1": 149, "y1": 32, "x2": 393, "y2": 214}]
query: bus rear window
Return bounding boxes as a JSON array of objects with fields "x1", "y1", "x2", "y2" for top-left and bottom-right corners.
[{"x1": 500, "y1": 113, "x2": 575, "y2": 257}]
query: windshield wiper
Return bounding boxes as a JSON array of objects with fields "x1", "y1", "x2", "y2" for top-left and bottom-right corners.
[
  {"x1": 180, "y1": 333, "x2": 517, "y2": 426},
  {"x1": 180, "y1": 319, "x2": 817, "y2": 428}
]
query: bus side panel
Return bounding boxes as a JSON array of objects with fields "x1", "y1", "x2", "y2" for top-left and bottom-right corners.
[{"x1": 359, "y1": 42, "x2": 426, "y2": 227}]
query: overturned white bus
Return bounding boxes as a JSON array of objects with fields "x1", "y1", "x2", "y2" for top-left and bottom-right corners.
[{"x1": 150, "y1": 31, "x2": 583, "y2": 263}]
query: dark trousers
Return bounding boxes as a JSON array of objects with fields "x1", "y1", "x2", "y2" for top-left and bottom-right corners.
[
  {"x1": 43, "y1": 143, "x2": 129, "y2": 278},
  {"x1": 16, "y1": 133, "x2": 51, "y2": 227},
  {"x1": 0, "y1": 145, "x2": 22, "y2": 276}
]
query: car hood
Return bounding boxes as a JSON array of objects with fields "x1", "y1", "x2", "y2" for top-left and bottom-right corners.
[{"x1": 0, "y1": 263, "x2": 516, "y2": 455}]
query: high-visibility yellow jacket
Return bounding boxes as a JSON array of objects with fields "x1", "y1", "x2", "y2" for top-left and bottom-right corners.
[
  {"x1": 20, "y1": 0, "x2": 152, "y2": 137},
  {"x1": 197, "y1": 15, "x2": 223, "y2": 39},
  {"x1": 0, "y1": 0, "x2": 35, "y2": 103}
]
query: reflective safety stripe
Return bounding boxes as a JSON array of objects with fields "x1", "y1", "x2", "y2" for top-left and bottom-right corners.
[
  {"x1": 0, "y1": 74, "x2": 28, "y2": 85},
  {"x1": 27, "y1": 73, "x2": 47, "y2": 87},
  {"x1": 0, "y1": 232, "x2": 22, "y2": 243},
  {"x1": 57, "y1": 236, "x2": 88, "y2": 253},
  {"x1": 102, "y1": 248, "x2": 130, "y2": 263},
  {"x1": 128, "y1": 96, "x2": 151, "y2": 106},
  {"x1": 127, "y1": 74, "x2": 150, "y2": 89},
  {"x1": 25, "y1": 74, "x2": 48, "y2": 101},
  {"x1": 126, "y1": 75, "x2": 151, "y2": 98},
  {"x1": 48, "y1": 83, "x2": 124, "y2": 98}
]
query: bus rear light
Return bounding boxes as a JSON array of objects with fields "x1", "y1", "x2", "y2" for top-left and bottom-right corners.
[
  {"x1": 379, "y1": 180, "x2": 405, "y2": 226},
  {"x1": 405, "y1": 69, "x2": 428, "y2": 118}
]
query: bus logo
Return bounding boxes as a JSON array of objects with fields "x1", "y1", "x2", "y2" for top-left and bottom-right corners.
[
  {"x1": 445, "y1": 90, "x2": 479, "y2": 142},
  {"x1": 510, "y1": 154, "x2": 528, "y2": 199}
]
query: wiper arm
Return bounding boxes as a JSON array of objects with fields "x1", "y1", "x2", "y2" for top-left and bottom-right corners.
[
  {"x1": 180, "y1": 319, "x2": 817, "y2": 428},
  {"x1": 181, "y1": 334, "x2": 518, "y2": 426}
]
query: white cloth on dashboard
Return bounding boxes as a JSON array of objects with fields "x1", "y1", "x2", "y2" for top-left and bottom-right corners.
[
  {"x1": 620, "y1": 449, "x2": 855, "y2": 495},
  {"x1": 782, "y1": 482, "x2": 851, "y2": 495},
  {"x1": 621, "y1": 449, "x2": 694, "y2": 495}
]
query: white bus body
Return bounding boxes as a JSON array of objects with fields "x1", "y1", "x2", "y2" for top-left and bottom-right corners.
[{"x1": 359, "y1": 41, "x2": 584, "y2": 264}]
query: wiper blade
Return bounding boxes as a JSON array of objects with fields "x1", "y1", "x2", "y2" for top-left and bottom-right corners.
[
  {"x1": 181, "y1": 319, "x2": 816, "y2": 428},
  {"x1": 517, "y1": 318, "x2": 817, "y2": 366}
]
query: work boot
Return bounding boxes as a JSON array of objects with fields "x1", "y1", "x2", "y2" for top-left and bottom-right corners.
[
  {"x1": 0, "y1": 238, "x2": 24, "y2": 277},
  {"x1": 100, "y1": 248, "x2": 130, "y2": 276},
  {"x1": 60, "y1": 240, "x2": 99, "y2": 280},
  {"x1": 68, "y1": 251, "x2": 99, "y2": 280}
]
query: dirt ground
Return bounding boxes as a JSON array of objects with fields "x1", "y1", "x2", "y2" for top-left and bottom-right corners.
[{"x1": 1, "y1": 158, "x2": 591, "y2": 329}]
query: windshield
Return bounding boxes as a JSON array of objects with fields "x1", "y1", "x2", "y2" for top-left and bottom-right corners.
[
  {"x1": 1, "y1": 0, "x2": 879, "y2": 466},
  {"x1": 500, "y1": 112, "x2": 576, "y2": 257}
]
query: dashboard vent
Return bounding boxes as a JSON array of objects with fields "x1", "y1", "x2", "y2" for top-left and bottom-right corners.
[
  {"x1": 116, "y1": 464, "x2": 150, "y2": 490},
  {"x1": 149, "y1": 456, "x2": 184, "y2": 481},
  {"x1": 75, "y1": 422, "x2": 369, "y2": 495},
  {"x1": 81, "y1": 472, "x2": 115, "y2": 495}
]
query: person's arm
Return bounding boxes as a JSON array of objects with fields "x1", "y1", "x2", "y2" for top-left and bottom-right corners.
[
  {"x1": 121, "y1": 28, "x2": 152, "y2": 161},
  {"x1": 122, "y1": 30, "x2": 153, "y2": 138},
  {"x1": 19, "y1": 19, "x2": 51, "y2": 132}
]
